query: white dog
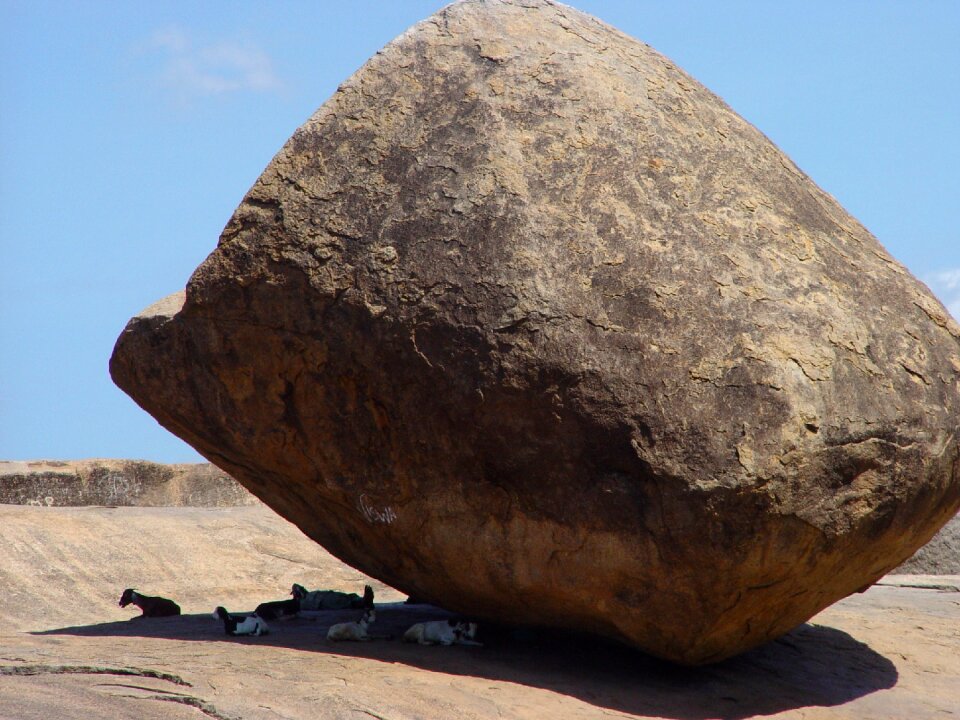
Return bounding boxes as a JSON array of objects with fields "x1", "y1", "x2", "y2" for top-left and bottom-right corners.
[
  {"x1": 402, "y1": 619, "x2": 482, "y2": 646},
  {"x1": 326, "y1": 608, "x2": 376, "y2": 641}
]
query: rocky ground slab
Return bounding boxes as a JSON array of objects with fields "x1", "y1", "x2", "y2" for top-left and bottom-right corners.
[{"x1": 0, "y1": 503, "x2": 957, "y2": 719}]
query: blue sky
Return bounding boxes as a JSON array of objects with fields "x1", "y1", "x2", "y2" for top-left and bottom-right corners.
[{"x1": 2, "y1": 1, "x2": 958, "y2": 463}]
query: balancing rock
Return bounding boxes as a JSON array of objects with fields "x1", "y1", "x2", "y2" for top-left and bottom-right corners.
[{"x1": 111, "y1": 0, "x2": 960, "y2": 663}]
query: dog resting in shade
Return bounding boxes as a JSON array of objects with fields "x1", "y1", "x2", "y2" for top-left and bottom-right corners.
[
  {"x1": 326, "y1": 608, "x2": 376, "y2": 641},
  {"x1": 403, "y1": 619, "x2": 481, "y2": 646}
]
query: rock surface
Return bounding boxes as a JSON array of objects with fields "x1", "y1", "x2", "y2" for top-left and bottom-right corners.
[
  {"x1": 0, "y1": 503, "x2": 398, "y2": 633},
  {"x1": 0, "y1": 503, "x2": 958, "y2": 720},
  {"x1": 110, "y1": 0, "x2": 960, "y2": 663},
  {"x1": 0, "y1": 459, "x2": 255, "y2": 507},
  {"x1": 897, "y1": 512, "x2": 960, "y2": 574}
]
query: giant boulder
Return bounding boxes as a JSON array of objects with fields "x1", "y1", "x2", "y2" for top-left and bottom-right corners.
[{"x1": 110, "y1": 0, "x2": 960, "y2": 663}]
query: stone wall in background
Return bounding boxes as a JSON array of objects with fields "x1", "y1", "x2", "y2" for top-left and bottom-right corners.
[{"x1": 0, "y1": 459, "x2": 257, "y2": 507}]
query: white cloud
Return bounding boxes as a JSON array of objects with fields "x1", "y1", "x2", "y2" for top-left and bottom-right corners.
[
  {"x1": 926, "y1": 268, "x2": 960, "y2": 322},
  {"x1": 931, "y1": 268, "x2": 960, "y2": 292},
  {"x1": 146, "y1": 27, "x2": 282, "y2": 101}
]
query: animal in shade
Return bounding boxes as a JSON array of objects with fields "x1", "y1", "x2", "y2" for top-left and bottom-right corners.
[
  {"x1": 118, "y1": 589, "x2": 180, "y2": 618},
  {"x1": 292, "y1": 582, "x2": 374, "y2": 611},
  {"x1": 254, "y1": 583, "x2": 307, "y2": 620},
  {"x1": 326, "y1": 607, "x2": 377, "y2": 641},
  {"x1": 212, "y1": 607, "x2": 269, "y2": 636},
  {"x1": 403, "y1": 619, "x2": 482, "y2": 646}
]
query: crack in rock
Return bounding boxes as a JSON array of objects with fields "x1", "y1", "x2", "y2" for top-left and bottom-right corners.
[{"x1": 0, "y1": 664, "x2": 190, "y2": 686}]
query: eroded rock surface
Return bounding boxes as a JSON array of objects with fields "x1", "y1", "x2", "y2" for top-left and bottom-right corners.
[{"x1": 111, "y1": 0, "x2": 960, "y2": 663}]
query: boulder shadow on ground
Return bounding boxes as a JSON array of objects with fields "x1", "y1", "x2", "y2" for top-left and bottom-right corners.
[{"x1": 36, "y1": 604, "x2": 897, "y2": 720}]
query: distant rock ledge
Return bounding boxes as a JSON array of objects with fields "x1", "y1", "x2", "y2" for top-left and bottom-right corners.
[
  {"x1": 896, "y1": 512, "x2": 960, "y2": 574},
  {"x1": 0, "y1": 459, "x2": 257, "y2": 508}
]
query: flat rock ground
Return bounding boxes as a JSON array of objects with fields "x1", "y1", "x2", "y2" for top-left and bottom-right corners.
[{"x1": 0, "y1": 503, "x2": 956, "y2": 720}]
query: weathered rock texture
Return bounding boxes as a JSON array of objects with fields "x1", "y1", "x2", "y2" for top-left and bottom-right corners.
[
  {"x1": 0, "y1": 460, "x2": 255, "y2": 507},
  {"x1": 110, "y1": 0, "x2": 960, "y2": 663}
]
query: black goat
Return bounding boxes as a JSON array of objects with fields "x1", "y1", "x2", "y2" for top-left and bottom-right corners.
[
  {"x1": 118, "y1": 589, "x2": 181, "y2": 618},
  {"x1": 254, "y1": 583, "x2": 306, "y2": 620}
]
